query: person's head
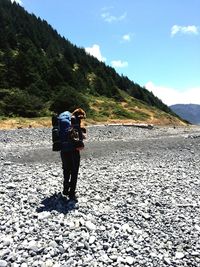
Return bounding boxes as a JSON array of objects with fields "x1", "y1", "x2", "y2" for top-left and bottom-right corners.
[{"x1": 72, "y1": 108, "x2": 86, "y2": 119}]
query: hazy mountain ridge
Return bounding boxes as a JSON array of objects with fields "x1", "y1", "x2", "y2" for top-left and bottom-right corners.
[{"x1": 170, "y1": 104, "x2": 200, "y2": 125}]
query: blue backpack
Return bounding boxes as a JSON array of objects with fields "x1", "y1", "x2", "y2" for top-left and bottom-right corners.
[
  {"x1": 52, "y1": 111, "x2": 72, "y2": 151},
  {"x1": 52, "y1": 111, "x2": 84, "y2": 152}
]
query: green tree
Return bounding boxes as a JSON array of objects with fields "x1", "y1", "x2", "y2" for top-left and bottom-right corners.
[
  {"x1": 50, "y1": 85, "x2": 89, "y2": 114},
  {"x1": 92, "y1": 76, "x2": 107, "y2": 96},
  {"x1": 26, "y1": 79, "x2": 50, "y2": 100},
  {"x1": 46, "y1": 66, "x2": 64, "y2": 88},
  {"x1": 2, "y1": 88, "x2": 45, "y2": 117}
]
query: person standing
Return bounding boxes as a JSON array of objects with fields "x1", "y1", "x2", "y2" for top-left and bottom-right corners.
[{"x1": 60, "y1": 108, "x2": 86, "y2": 202}]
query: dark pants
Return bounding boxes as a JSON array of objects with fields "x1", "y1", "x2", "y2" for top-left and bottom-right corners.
[{"x1": 60, "y1": 150, "x2": 80, "y2": 196}]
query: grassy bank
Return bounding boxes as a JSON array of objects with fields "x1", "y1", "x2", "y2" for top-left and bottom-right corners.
[{"x1": 0, "y1": 92, "x2": 187, "y2": 129}]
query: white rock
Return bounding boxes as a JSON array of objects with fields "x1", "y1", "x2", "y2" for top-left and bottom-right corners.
[
  {"x1": 164, "y1": 257, "x2": 171, "y2": 264},
  {"x1": 94, "y1": 194, "x2": 101, "y2": 201},
  {"x1": 79, "y1": 218, "x2": 85, "y2": 226},
  {"x1": 126, "y1": 256, "x2": 135, "y2": 265},
  {"x1": 191, "y1": 251, "x2": 199, "y2": 256},
  {"x1": 81, "y1": 231, "x2": 90, "y2": 240},
  {"x1": 55, "y1": 235, "x2": 63, "y2": 241},
  {"x1": 89, "y1": 236, "x2": 96, "y2": 244},
  {"x1": 134, "y1": 228, "x2": 143, "y2": 235},
  {"x1": 45, "y1": 259, "x2": 54, "y2": 267},
  {"x1": 68, "y1": 221, "x2": 75, "y2": 228},
  {"x1": 117, "y1": 256, "x2": 126, "y2": 263},
  {"x1": 175, "y1": 252, "x2": 185, "y2": 259},
  {"x1": 85, "y1": 221, "x2": 96, "y2": 231},
  {"x1": 37, "y1": 211, "x2": 51, "y2": 220},
  {"x1": 49, "y1": 241, "x2": 57, "y2": 248},
  {"x1": 2, "y1": 236, "x2": 13, "y2": 246},
  {"x1": 11, "y1": 263, "x2": 20, "y2": 267},
  {"x1": 99, "y1": 254, "x2": 110, "y2": 263},
  {"x1": 142, "y1": 212, "x2": 151, "y2": 220},
  {"x1": 0, "y1": 260, "x2": 7, "y2": 267},
  {"x1": 195, "y1": 224, "x2": 200, "y2": 231},
  {"x1": 150, "y1": 252, "x2": 157, "y2": 257},
  {"x1": 27, "y1": 240, "x2": 37, "y2": 249},
  {"x1": 74, "y1": 220, "x2": 80, "y2": 228},
  {"x1": 63, "y1": 242, "x2": 70, "y2": 250},
  {"x1": 109, "y1": 254, "x2": 118, "y2": 261},
  {"x1": 122, "y1": 223, "x2": 132, "y2": 233},
  {"x1": 127, "y1": 197, "x2": 132, "y2": 204},
  {"x1": 83, "y1": 254, "x2": 93, "y2": 262}
]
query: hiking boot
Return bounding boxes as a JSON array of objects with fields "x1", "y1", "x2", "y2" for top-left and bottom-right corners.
[
  {"x1": 69, "y1": 193, "x2": 78, "y2": 202},
  {"x1": 62, "y1": 189, "x2": 69, "y2": 197}
]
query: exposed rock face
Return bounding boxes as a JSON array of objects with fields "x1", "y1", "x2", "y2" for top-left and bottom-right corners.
[{"x1": 1, "y1": 125, "x2": 200, "y2": 266}]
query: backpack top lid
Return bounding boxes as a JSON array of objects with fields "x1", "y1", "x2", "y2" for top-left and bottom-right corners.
[
  {"x1": 58, "y1": 111, "x2": 71, "y2": 129},
  {"x1": 58, "y1": 111, "x2": 71, "y2": 120}
]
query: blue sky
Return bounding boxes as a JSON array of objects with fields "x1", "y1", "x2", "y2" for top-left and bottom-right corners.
[{"x1": 12, "y1": 0, "x2": 200, "y2": 105}]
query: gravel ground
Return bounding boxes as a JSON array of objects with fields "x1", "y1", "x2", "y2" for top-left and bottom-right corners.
[{"x1": 1, "y1": 125, "x2": 200, "y2": 267}]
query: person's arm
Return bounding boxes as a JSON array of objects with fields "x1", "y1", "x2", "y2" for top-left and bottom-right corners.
[
  {"x1": 81, "y1": 127, "x2": 87, "y2": 139},
  {"x1": 71, "y1": 116, "x2": 83, "y2": 140}
]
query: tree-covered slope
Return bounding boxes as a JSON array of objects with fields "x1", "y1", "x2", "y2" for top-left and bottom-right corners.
[{"x1": 0, "y1": 0, "x2": 178, "y2": 120}]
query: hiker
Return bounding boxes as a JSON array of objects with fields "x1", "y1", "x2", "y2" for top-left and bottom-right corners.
[{"x1": 59, "y1": 108, "x2": 86, "y2": 202}]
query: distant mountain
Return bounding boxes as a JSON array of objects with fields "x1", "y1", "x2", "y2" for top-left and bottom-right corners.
[
  {"x1": 0, "y1": 0, "x2": 184, "y2": 125},
  {"x1": 170, "y1": 104, "x2": 200, "y2": 125}
]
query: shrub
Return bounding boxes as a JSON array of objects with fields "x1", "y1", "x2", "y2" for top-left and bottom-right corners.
[
  {"x1": 50, "y1": 85, "x2": 90, "y2": 114},
  {"x1": 2, "y1": 88, "x2": 45, "y2": 117},
  {"x1": 113, "y1": 106, "x2": 133, "y2": 118}
]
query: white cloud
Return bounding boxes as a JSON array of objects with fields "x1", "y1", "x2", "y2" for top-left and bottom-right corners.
[
  {"x1": 111, "y1": 60, "x2": 128, "y2": 68},
  {"x1": 122, "y1": 34, "x2": 131, "y2": 42},
  {"x1": 85, "y1": 44, "x2": 106, "y2": 62},
  {"x1": 171, "y1": 25, "x2": 199, "y2": 36},
  {"x1": 101, "y1": 12, "x2": 127, "y2": 23},
  {"x1": 145, "y1": 81, "x2": 200, "y2": 105},
  {"x1": 11, "y1": 0, "x2": 23, "y2": 5}
]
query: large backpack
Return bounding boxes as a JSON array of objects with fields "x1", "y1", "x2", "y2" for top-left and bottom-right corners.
[
  {"x1": 52, "y1": 111, "x2": 71, "y2": 151},
  {"x1": 52, "y1": 111, "x2": 84, "y2": 152}
]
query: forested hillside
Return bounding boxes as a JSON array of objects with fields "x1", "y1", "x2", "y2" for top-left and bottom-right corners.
[{"x1": 0, "y1": 0, "x2": 178, "y2": 121}]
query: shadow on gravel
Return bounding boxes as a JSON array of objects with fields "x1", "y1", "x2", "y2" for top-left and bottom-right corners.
[{"x1": 36, "y1": 192, "x2": 78, "y2": 214}]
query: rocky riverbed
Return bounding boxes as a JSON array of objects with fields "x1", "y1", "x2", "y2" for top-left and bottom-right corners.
[{"x1": 1, "y1": 125, "x2": 200, "y2": 267}]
